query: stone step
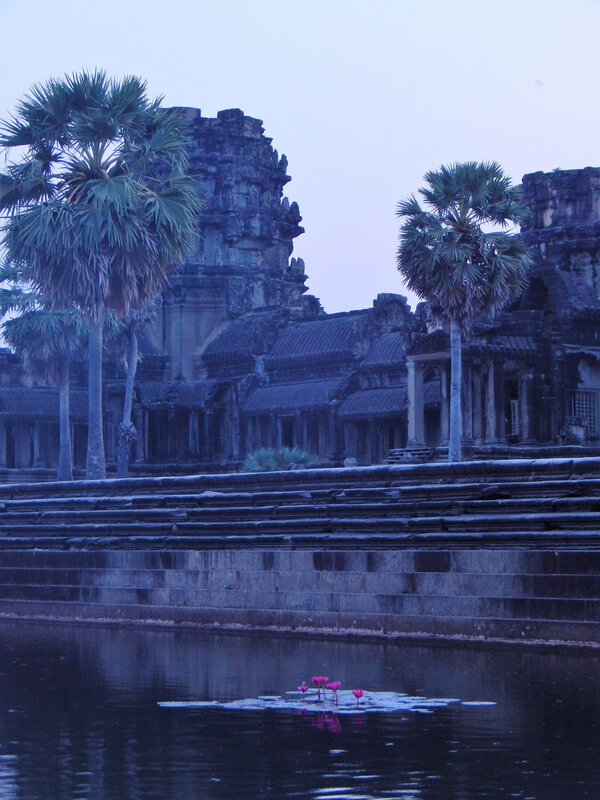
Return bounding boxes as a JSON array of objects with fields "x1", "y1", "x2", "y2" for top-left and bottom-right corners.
[
  {"x1": 0, "y1": 476, "x2": 599, "y2": 518},
  {"x1": 0, "y1": 457, "x2": 599, "y2": 502},
  {"x1": 1, "y1": 492, "x2": 600, "y2": 527},
  {"x1": 0, "y1": 510, "x2": 597, "y2": 541}
]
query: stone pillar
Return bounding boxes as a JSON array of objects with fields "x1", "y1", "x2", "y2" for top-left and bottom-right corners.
[
  {"x1": 133, "y1": 405, "x2": 144, "y2": 463},
  {"x1": 328, "y1": 402, "x2": 342, "y2": 465},
  {"x1": 231, "y1": 404, "x2": 241, "y2": 461},
  {"x1": 270, "y1": 412, "x2": 278, "y2": 448},
  {"x1": 367, "y1": 418, "x2": 375, "y2": 464},
  {"x1": 143, "y1": 411, "x2": 150, "y2": 461},
  {"x1": 203, "y1": 409, "x2": 213, "y2": 461},
  {"x1": 472, "y1": 367, "x2": 483, "y2": 444},
  {"x1": 295, "y1": 413, "x2": 303, "y2": 449},
  {"x1": 485, "y1": 359, "x2": 504, "y2": 444},
  {"x1": 462, "y1": 361, "x2": 473, "y2": 444},
  {"x1": 439, "y1": 363, "x2": 449, "y2": 446},
  {"x1": 407, "y1": 358, "x2": 425, "y2": 445},
  {"x1": 276, "y1": 416, "x2": 283, "y2": 448},
  {"x1": 519, "y1": 369, "x2": 533, "y2": 443},
  {"x1": 167, "y1": 407, "x2": 177, "y2": 461},
  {"x1": 485, "y1": 361, "x2": 496, "y2": 444},
  {"x1": 0, "y1": 420, "x2": 6, "y2": 467},
  {"x1": 33, "y1": 421, "x2": 43, "y2": 467}
]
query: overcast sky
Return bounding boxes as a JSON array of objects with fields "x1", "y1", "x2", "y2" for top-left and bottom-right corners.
[{"x1": 1, "y1": 0, "x2": 599, "y2": 313}]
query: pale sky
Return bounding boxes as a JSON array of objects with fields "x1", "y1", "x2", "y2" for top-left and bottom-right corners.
[{"x1": 1, "y1": 0, "x2": 599, "y2": 313}]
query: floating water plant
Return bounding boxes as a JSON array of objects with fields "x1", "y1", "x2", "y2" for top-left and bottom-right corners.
[{"x1": 159, "y1": 691, "x2": 489, "y2": 715}]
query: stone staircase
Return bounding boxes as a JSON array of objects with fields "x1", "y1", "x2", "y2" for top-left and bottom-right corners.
[
  {"x1": 0, "y1": 457, "x2": 597, "y2": 549},
  {"x1": 0, "y1": 457, "x2": 599, "y2": 645}
]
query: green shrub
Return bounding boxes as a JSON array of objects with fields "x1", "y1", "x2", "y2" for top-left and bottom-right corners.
[{"x1": 240, "y1": 446, "x2": 318, "y2": 473}]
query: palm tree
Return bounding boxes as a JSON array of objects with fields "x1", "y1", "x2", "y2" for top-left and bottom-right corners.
[
  {"x1": 0, "y1": 71, "x2": 200, "y2": 479},
  {"x1": 108, "y1": 300, "x2": 159, "y2": 479},
  {"x1": 397, "y1": 162, "x2": 532, "y2": 462},
  {"x1": 0, "y1": 279, "x2": 85, "y2": 481}
]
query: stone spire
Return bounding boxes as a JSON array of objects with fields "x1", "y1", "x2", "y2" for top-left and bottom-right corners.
[{"x1": 146, "y1": 107, "x2": 308, "y2": 380}]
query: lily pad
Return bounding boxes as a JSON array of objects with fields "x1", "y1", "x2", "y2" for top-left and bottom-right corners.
[{"x1": 158, "y1": 690, "x2": 489, "y2": 715}]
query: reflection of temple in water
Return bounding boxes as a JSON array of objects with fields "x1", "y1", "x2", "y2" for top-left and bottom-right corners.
[{"x1": 2, "y1": 110, "x2": 600, "y2": 476}]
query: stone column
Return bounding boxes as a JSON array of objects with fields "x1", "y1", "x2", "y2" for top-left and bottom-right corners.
[
  {"x1": 367, "y1": 418, "x2": 375, "y2": 464},
  {"x1": 519, "y1": 369, "x2": 533, "y2": 443},
  {"x1": 33, "y1": 421, "x2": 43, "y2": 467},
  {"x1": 472, "y1": 367, "x2": 483, "y2": 444},
  {"x1": 439, "y1": 363, "x2": 449, "y2": 446},
  {"x1": 0, "y1": 420, "x2": 6, "y2": 467},
  {"x1": 462, "y1": 361, "x2": 474, "y2": 444},
  {"x1": 231, "y1": 404, "x2": 241, "y2": 461},
  {"x1": 485, "y1": 360, "x2": 497, "y2": 444},
  {"x1": 203, "y1": 409, "x2": 213, "y2": 461},
  {"x1": 328, "y1": 402, "x2": 342, "y2": 465},
  {"x1": 270, "y1": 412, "x2": 278, "y2": 448},
  {"x1": 276, "y1": 416, "x2": 283, "y2": 448},
  {"x1": 485, "y1": 359, "x2": 504, "y2": 444},
  {"x1": 295, "y1": 413, "x2": 303, "y2": 449},
  {"x1": 407, "y1": 358, "x2": 425, "y2": 445},
  {"x1": 133, "y1": 405, "x2": 144, "y2": 463},
  {"x1": 167, "y1": 407, "x2": 177, "y2": 461}
]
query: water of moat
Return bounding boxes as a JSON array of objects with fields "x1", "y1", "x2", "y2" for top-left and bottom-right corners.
[{"x1": 0, "y1": 621, "x2": 598, "y2": 799}]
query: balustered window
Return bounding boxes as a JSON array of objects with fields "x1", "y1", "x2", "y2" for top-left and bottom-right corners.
[{"x1": 568, "y1": 390, "x2": 597, "y2": 436}]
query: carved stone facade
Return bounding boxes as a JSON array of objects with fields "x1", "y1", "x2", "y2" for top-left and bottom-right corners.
[{"x1": 1, "y1": 113, "x2": 600, "y2": 477}]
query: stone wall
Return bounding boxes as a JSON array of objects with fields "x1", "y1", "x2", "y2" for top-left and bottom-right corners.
[{"x1": 0, "y1": 545, "x2": 599, "y2": 645}]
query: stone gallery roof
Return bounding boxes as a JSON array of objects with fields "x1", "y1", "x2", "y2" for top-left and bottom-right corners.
[
  {"x1": 137, "y1": 381, "x2": 217, "y2": 408},
  {"x1": 339, "y1": 387, "x2": 408, "y2": 419},
  {"x1": 362, "y1": 332, "x2": 407, "y2": 367},
  {"x1": 471, "y1": 335, "x2": 537, "y2": 355},
  {"x1": 408, "y1": 330, "x2": 537, "y2": 358},
  {"x1": 202, "y1": 310, "x2": 283, "y2": 362},
  {"x1": 0, "y1": 388, "x2": 87, "y2": 421},
  {"x1": 244, "y1": 379, "x2": 343, "y2": 413},
  {"x1": 338, "y1": 380, "x2": 440, "y2": 420},
  {"x1": 407, "y1": 330, "x2": 449, "y2": 356},
  {"x1": 266, "y1": 314, "x2": 364, "y2": 367}
]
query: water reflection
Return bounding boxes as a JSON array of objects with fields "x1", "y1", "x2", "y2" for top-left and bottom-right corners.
[{"x1": 0, "y1": 621, "x2": 597, "y2": 798}]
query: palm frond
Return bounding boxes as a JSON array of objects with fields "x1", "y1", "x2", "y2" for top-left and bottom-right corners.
[{"x1": 397, "y1": 161, "x2": 532, "y2": 326}]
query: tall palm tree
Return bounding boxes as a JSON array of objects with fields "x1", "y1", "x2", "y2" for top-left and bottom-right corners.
[
  {"x1": 0, "y1": 280, "x2": 85, "y2": 481},
  {"x1": 0, "y1": 71, "x2": 200, "y2": 479},
  {"x1": 397, "y1": 162, "x2": 532, "y2": 462},
  {"x1": 107, "y1": 300, "x2": 159, "y2": 479}
]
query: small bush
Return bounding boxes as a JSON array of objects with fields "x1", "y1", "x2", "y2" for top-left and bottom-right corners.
[{"x1": 240, "y1": 446, "x2": 318, "y2": 473}]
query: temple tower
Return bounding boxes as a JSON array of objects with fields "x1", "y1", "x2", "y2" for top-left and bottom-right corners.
[{"x1": 145, "y1": 108, "x2": 307, "y2": 381}]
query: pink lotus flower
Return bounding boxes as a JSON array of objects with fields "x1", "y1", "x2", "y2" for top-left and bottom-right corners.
[
  {"x1": 352, "y1": 688, "x2": 364, "y2": 707},
  {"x1": 297, "y1": 682, "x2": 309, "y2": 696},
  {"x1": 327, "y1": 681, "x2": 341, "y2": 705},
  {"x1": 312, "y1": 675, "x2": 325, "y2": 701}
]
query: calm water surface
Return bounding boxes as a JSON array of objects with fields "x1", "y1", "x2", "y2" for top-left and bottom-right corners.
[{"x1": 0, "y1": 620, "x2": 598, "y2": 799}]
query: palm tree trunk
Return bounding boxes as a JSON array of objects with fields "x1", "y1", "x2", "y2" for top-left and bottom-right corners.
[
  {"x1": 448, "y1": 316, "x2": 462, "y2": 462},
  {"x1": 85, "y1": 310, "x2": 106, "y2": 480},
  {"x1": 116, "y1": 328, "x2": 138, "y2": 479},
  {"x1": 56, "y1": 351, "x2": 73, "y2": 482}
]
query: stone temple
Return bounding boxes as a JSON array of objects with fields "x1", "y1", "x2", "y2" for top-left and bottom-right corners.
[{"x1": 1, "y1": 109, "x2": 600, "y2": 477}]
